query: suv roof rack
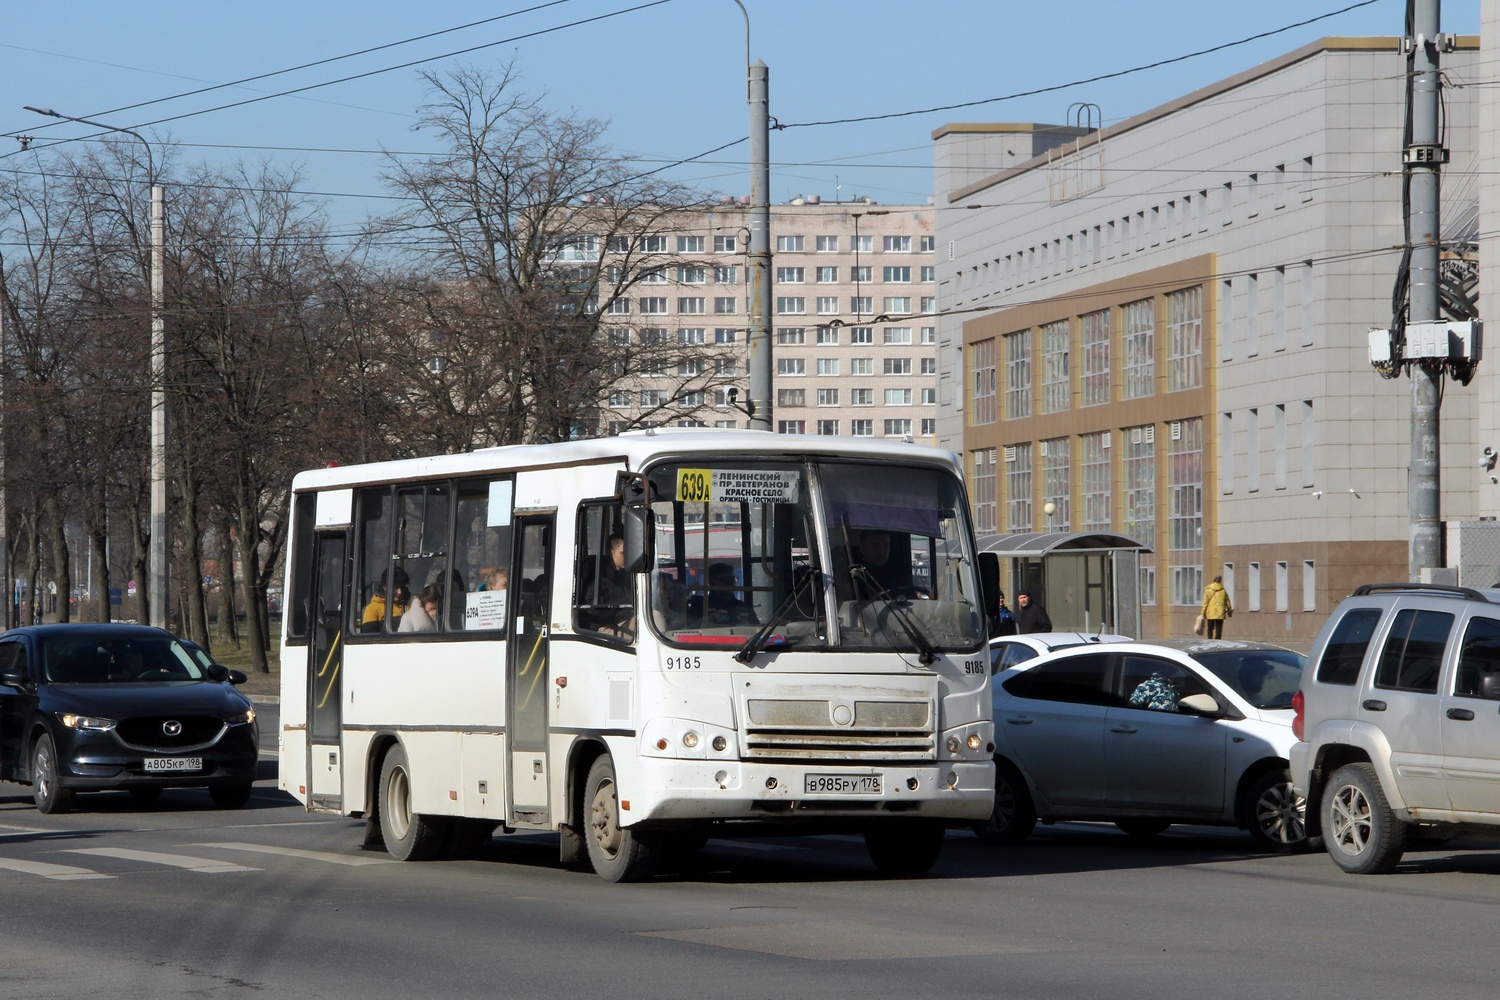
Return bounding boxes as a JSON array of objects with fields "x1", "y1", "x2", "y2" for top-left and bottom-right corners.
[{"x1": 1350, "y1": 582, "x2": 1495, "y2": 602}]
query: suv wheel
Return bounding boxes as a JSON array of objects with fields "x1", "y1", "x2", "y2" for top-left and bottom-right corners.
[{"x1": 1323, "y1": 762, "x2": 1407, "y2": 874}]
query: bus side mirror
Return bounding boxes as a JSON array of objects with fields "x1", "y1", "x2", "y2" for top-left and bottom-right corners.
[
  {"x1": 621, "y1": 504, "x2": 649, "y2": 574},
  {"x1": 978, "y1": 552, "x2": 1000, "y2": 617}
]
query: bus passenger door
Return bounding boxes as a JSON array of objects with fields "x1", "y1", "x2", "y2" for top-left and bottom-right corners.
[
  {"x1": 308, "y1": 531, "x2": 347, "y2": 811},
  {"x1": 508, "y1": 515, "x2": 554, "y2": 826}
]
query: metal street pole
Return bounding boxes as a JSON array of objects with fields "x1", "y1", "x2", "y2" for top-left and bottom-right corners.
[
  {"x1": 747, "y1": 60, "x2": 772, "y2": 431},
  {"x1": 1406, "y1": 1, "x2": 1443, "y2": 577},
  {"x1": 24, "y1": 106, "x2": 167, "y2": 625},
  {"x1": 0, "y1": 296, "x2": 7, "y2": 629}
]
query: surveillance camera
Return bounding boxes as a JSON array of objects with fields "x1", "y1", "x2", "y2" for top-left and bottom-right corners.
[
  {"x1": 1491, "y1": 475, "x2": 1498, "y2": 485},
  {"x1": 1484, "y1": 447, "x2": 1498, "y2": 472},
  {"x1": 727, "y1": 386, "x2": 738, "y2": 400}
]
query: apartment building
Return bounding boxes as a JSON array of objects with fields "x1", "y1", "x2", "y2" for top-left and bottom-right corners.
[
  {"x1": 599, "y1": 200, "x2": 938, "y2": 441},
  {"x1": 934, "y1": 37, "x2": 1482, "y2": 644}
]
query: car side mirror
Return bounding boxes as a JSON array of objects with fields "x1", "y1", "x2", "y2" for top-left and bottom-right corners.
[
  {"x1": 1480, "y1": 672, "x2": 1500, "y2": 701},
  {"x1": 0, "y1": 669, "x2": 27, "y2": 687},
  {"x1": 205, "y1": 662, "x2": 229, "y2": 682},
  {"x1": 1178, "y1": 692, "x2": 1222, "y2": 716},
  {"x1": 228, "y1": 669, "x2": 248, "y2": 686}
]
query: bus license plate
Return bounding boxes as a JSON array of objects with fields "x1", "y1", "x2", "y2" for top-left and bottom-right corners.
[
  {"x1": 804, "y1": 773, "x2": 882, "y2": 794},
  {"x1": 143, "y1": 757, "x2": 201, "y2": 772}
]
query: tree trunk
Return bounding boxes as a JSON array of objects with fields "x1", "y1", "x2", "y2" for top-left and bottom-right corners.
[
  {"x1": 219, "y1": 519, "x2": 240, "y2": 647},
  {"x1": 177, "y1": 479, "x2": 209, "y2": 645},
  {"x1": 90, "y1": 525, "x2": 110, "y2": 623},
  {"x1": 46, "y1": 498, "x2": 69, "y2": 623},
  {"x1": 23, "y1": 519, "x2": 40, "y2": 626},
  {"x1": 236, "y1": 498, "x2": 270, "y2": 673}
]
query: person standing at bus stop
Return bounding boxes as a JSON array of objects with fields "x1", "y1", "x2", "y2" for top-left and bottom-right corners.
[
  {"x1": 1013, "y1": 590, "x2": 1052, "y2": 633},
  {"x1": 1201, "y1": 575, "x2": 1232, "y2": 639}
]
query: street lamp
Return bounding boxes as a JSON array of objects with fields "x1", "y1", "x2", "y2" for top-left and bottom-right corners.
[
  {"x1": 1043, "y1": 500, "x2": 1057, "y2": 532},
  {"x1": 851, "y1": 209, "x2": 889, "y2": 325},
  {"x1": 26, "y1": 106, "x2": 167, "y2": 629}
]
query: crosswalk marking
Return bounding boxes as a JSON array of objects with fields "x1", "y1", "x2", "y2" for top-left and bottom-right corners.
[
  {"x1": 189, "y1": 842, "x2": 394, "y2": 866},
  {"x1": 0, "y1": 856, "x2": 113, "y2": 880},
  {"x1": 0, "y1": 822, "x2": 49, "y2": 839},
  {"x1": 63, "y1": 847, "x2": 261, "y2": 873}
]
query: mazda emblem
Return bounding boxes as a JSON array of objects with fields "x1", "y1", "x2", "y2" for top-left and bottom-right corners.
[{"x1": 162, "y1": 720, "x2": 183, "y2": 737}]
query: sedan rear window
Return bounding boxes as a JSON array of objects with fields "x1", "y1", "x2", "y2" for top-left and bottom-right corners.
[{"x1": 41, "y1": 636, "x2": 205, "y2": 684}]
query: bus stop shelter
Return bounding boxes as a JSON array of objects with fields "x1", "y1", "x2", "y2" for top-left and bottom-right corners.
[{"x1": 975, "y1": 532, "x2": 1150, "y2": 637}]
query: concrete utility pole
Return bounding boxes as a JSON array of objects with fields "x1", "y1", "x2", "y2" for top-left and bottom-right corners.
[
  {"x1": 1407, "y1": 0, "x2": 1445, "y2": 577},
  {"x1": 747, "y1": 60, "x2": 772, "y2": 432}
]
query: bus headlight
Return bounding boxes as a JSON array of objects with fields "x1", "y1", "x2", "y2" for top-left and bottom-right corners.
[
  {"x1": 682, "y1": 731, "x2": 699, "y2": 749},
  {"x1": 946, "y1": 736, "x2": 961, "y2": 753},
  {"x1": 711, "y1": 735, "x2": 727, "y2": 752},
  {"x1": 966, "y1": 734, "x2": 982, "y2": 751}
]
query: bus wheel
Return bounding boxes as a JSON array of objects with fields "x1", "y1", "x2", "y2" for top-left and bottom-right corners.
[
  {"x1": 865, "y1": 820, "x2": 946, "y2": 876},
  {"x1": 379, "y1": 745, "x2": 445, "y2": 861},
  {"x1": 584, "y1": 756, "x2": 660, "y2": 882}
]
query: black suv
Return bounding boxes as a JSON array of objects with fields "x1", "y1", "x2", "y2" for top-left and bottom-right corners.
[{"x1": 0, "y1": 624, "x2": 259, "y2": 813}]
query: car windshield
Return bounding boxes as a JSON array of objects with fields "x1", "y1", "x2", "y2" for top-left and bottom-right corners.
[
  {"x1": 644, "y1": 458, "x2": 984, "y2": 653},
  {"x1": 1192, "y1": 648, "x2": 1305, "y2": 709},
  {"x1": 41, "y1": 635, "x2": 207, "y2": 684}
]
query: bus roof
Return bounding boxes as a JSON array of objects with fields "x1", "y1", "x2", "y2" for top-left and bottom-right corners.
[{"x1": 290, "y1": 429, "x2": 961, "y2": 492}]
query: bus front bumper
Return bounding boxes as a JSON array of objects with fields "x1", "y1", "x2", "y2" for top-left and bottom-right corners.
[{"x1": 627, "y1": 758, "x2": 994, "y2": 824}]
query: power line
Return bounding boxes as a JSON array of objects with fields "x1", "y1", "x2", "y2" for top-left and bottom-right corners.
[{"x1": 776, "y1": 0, "x2": 1384, "y2": 131}]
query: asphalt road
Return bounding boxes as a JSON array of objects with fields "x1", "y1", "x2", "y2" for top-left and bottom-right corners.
[{"x1": 2, "y1": 704, "x2": 1498, "y2": 999}]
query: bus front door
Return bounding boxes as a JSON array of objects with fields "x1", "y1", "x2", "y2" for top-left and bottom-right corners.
[
  {"x1": 308, "y1": 531, "x2": 347, "y2": 811},
  {"x1": 508, "y1": 515, "x2": 553, "y2": 826}
]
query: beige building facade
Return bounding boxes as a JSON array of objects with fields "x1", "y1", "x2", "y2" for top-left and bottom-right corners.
[{"x1": 935, "y1": 37, "x2": 1483, "y2": 645}]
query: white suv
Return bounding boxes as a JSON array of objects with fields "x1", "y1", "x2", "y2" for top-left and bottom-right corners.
[{"x1": 1291, "y1": 583, "x2": 1500, "y2": 873}]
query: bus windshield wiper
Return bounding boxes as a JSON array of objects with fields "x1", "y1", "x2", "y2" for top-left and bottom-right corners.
[
  {"x1": 848, "y1": 566, "x2": 938, "y2": 666},
  {"x1": 734, "y1": 569, "x2": 821, "y2": 665}
]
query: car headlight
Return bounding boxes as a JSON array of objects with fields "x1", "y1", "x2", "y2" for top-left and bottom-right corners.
[
  {"x1": 60, "y1": 713, "x2": 116, "y2": 732},
  {"x1": 226, "y1": 708, "x2": 256, "y2": 726}
]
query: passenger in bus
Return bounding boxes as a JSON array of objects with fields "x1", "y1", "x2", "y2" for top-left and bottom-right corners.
[
  {"x1": 361, "y1": 568, "x2": 411, "y2": 633},
  {"x1": 853, "y1": 529, "x2": 912, "y2": 596},
  {"x1": 477, "y1": 567, "x2": 508, "y2": 592},
  {"x1": 398, "y1": 584, "x2": 442, "y2": 633},
  {"x1": 686, "y1": 562, "x2": 756, "y2": 625}
]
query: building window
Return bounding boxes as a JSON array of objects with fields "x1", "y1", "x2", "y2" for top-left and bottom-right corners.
[
  {"x1": 850, "y1": 358, "x2": 873, "y2": 376},
  {"x1": 714, "y1": 327, "x2": 737, "y2": 344},
  {"x1": 972, "y1": 448, "x2": 998, "y2": 533},
  {"x1": 970, "y1": 338, "x2": 997, "y2": 426},
  {"x1": 1080, "y1": 308, "x2": 1110, "y2": 407},
  {"x1": 1121, "y1": 298, "x2": 1155, "y2": 399},
  {"x1": 641, "y1": 235, "x2": 667, "y2": 253},
  {"x1": 1248, "y1": 562, "x2": 1262, "y2": 612},
  {"x1": 1167, "y1": 418, "x2": 1203, "y2": 606},
  {"x1": 677, "y1": 235, "x2": 704, "y2": 253},
  {"x1": 775, "y1": 266, "x2": 804, "y2": 283},
  {"x1": 1006, "y1": 444, "x2": 1033, "y2": 533},
  {"x1": 850, "y1": 419, "x2": 873, "y2": 437},
  {"x1": 714, "y1": 266, "x2": 737, "y2": 284},
  {"x1": 1004, "y1": 330, "x2": 1032, "y2": 420},
  {"x1": 776, "y1": 297, "x2": 805, "y2": 315},
  {"x1": 639, "y1": 297, "x2": 668, "y2": 315},
  {"x1": 605, "y1": 298, "x2": 630, "y2": 315},
  {"x1": 817, "y1": 388, "x2": 839, "y2": 406},
  {"x1": 1081, "y1": 431, "x2": 1111, "y2": 531},
  {"x1": 1124, "y1": 424, "x2": 1155, "y2": 550},
  {"x1": 713, "y1": 235, "x2": 737, "y2": 253},
  {"x1": 884, "y1": 419, "x2": 912, "y2": 437},
  {"x1": 815, "y1": 266, "x2": 838, "y2": 283},
  {"x1": 1275, "y1": 561, "x2": 1289, "y2": 612},
  {"x1": 1165, "y1": 286, "x2": 1203, "y2": 392},
  {"x1": 883, "y1": 297, "x2": 912, "y2": 315},
  {"x1": 678, "y1": 390, "x2": 705, "y2": 407},
  {"x1": 920, "y1": 418, "x2": 935, "y2": 436},
  {"x1": 883, "y1": 358, "x2": 911, "y2": 376},
  {"x1": 884, "y1": 388, "x2": 913, "y2": 406},
  {"x1": 883, "y1": 266, "x2": 911, "y2": 283},
  {"x1": 920, "y1": 357, "x2": 936, "y2": 376},
  {"x1": 678, "y1": 266, "x2": 706, "y2": 284},
  {"x1": 816, "y1": 419, "x2": 839, "y2": 435},
  {"x1": 713, "y1": 297, "x2": 737, "y2": 314},
  {"x1": 777, "y1": 388, "x2": 805, "y2": 407},
  {"x1": 640, "y1": 389, "x2": 668, "y2": 407},
  {"x1": 920, "y1": 235, "x2": 935, "y2": 252},
  {"x1": 677, "y1": 359, "x2": 701, "y2": 376},
  {"x1": 1219, "y1": 412, "x2": 1234, "y2": 494},
  {"x1": 1041, "y1": 319, "x2": 1070, "y2": 414},
  {"x1": 920, "y1": 387, "x2": 936, "y2": 405},
  {"x1": 1303, "y1": 560, "x2": 1317, "y2": 612},
  {"x1": 851, "y1": 296, "x2": 873, "y2": 315},
  {"x1": 921, "y1": 265, "x2": 935, "y2": 282},
  {"x1": 777, "y1": 420, "x2": 806, "y2": 434},
  {"x1": 850, "y1": 265, "x2": 872, "y2": 283},
  {"x1": 608, "y1": 390, "x2": 632, "y2": 408},
  {"x1": 816, "y1": 359, "x2": 839, "y2": 376},
  {"x1": 816, "y1": 296, "x2": 839, "y2": 315},
  {"x1": 775, "y1": 235, "x2": 804, "y2": 252},
  {"x1": 638, "y1": 269, "x2": 667, "y2": 285},
  {"x1": 816, "y1": 327, "x2": 838, "y2": 345},
  {"x1": 883, "y1": 235, "x2": 911, "y2": 253},
  {"x1": 921, "y1": 326, "x2": 935, "y2": 345},
  {"x1": 776, "y1": 327, "x2": 806, "y2": 345},
  {"x1": 638, "y1": 327, "x2": 668, "y2": 345},
  {"x1": 883, "y1": 327, "x2": 912, "y2": 345},
  {"x1": 677, "y1": 297, "x2": 705, "y2": 315},
  {"x1": 641, "y1": 359, "x2": 668, "y2": 377},
  {"x1": 851, "y1": 235, "x2": 873, "y2": 254},
  {"x1": 816, "y1": 235, "x2": 839, "y2": 252},
  {"x1": 678, "y1": 327, "x2": 705, "y2": 345},
  {"x1": 850, "y1": 327, "x2": 873, "y2": 345},
  {"x1": 1042, "y1": 437, "x2": 1071, "y2": 530},
  {"x1": 851, "y1": 388, "x2": 874, "y2": 405},
  {"x1": 714, "y1": 358, "x2": 736, "y2": 375},
  {"x1": 1302, "y1": 400, "x2": 1316, "y2": 487},
  {"x1": 777, "y1": 358, "x2": 805, "y2": 376}
]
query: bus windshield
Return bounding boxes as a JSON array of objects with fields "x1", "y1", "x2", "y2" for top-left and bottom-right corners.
[{"x1": 644, "y1": 459, "x2": 984, "y2": 655}]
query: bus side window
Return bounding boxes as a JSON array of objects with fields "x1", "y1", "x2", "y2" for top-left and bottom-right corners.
[
  {"x1": 574, "y1": 502, "x2": 635, "y2": 643},
  {"x1": 451, "y1": 477, "x2": 513, "y2": 633},
  {"x1": 354, "y1": 487, "x2": 398, "y2": 635}
]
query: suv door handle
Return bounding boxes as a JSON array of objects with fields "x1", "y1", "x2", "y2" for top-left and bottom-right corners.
[
  {"x1": 1362, "y1": 699, "x2": 1387, "y2": 712},
  {"x1": 1005, "y1": 716, "x2": 1033, "y2": 726},
  {"x1": 1109, "y1": 724, "x2": 1138, "y2": 734},
  {"x1": 1447, "y1": 707, "x2": 1476, "y2": 721}
]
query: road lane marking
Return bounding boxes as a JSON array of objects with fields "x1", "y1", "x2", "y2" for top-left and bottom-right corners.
[
  {"x1": 0, "y1": 856, "x2": 114, "y2": 880},
  {"x1": 63, "y1": 848, "x2": 260, "y2": 873},
  {"x1": 189, "y1": 842, "x2": 394, "y2": 866},
  {"x1": 0, "y1": 823, "x2": 49, "y2": 838}
]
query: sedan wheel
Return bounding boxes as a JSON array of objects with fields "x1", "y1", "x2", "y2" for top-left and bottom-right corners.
[
  {"x1": 971, "y1": 760, "x2": 1037, "y2": 844},
  {"x1": 32, "y1": 733, "x2": 74, "y2": 815},
  {"x1": 1244, "y1": 769, "x2": 1311, "y2": 852}
]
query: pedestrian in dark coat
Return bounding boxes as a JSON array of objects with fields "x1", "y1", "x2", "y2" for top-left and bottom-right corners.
[{"x1": 1013, "y1": 590, "x2": 1053, "y2": 633}]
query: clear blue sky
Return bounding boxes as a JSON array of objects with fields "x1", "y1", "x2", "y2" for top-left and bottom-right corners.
[{"x1": 0, "y1": 0, "x2": 1479, "y2": 229}]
